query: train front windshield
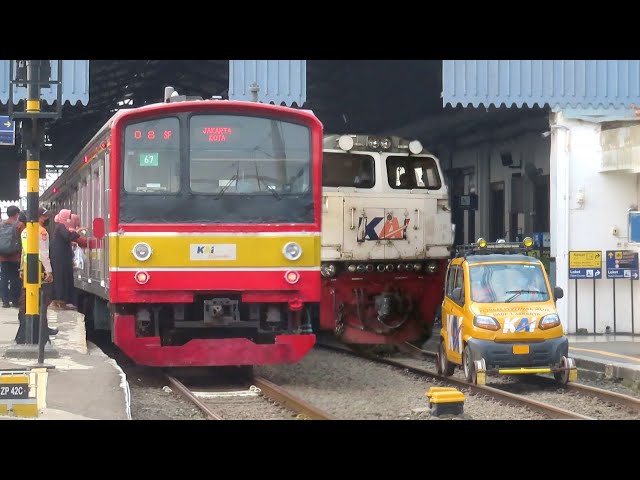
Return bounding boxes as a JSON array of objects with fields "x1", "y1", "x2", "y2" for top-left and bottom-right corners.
[{"x1": 121, "y1": 113, "x2": 314, "y2": 224}]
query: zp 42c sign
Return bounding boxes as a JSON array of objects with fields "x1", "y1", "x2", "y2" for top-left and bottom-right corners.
[{"x1": 569, "y1": 250, "x2": 602, "y2": 280}]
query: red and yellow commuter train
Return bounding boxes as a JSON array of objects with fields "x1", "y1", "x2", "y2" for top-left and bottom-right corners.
[{"x1": 40, "y1": 90, "x2": 323, "y2": 367}]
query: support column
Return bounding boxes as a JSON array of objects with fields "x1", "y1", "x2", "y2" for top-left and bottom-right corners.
[{"x1": 550, "y1": 112, "x2": 571, "y2": 332}]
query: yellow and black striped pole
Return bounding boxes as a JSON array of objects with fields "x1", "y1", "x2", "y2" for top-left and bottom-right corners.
[{"x1": 24, "y1": 60, "x2": 42, "y2": 345}]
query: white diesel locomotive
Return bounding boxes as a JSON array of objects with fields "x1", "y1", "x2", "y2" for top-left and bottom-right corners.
[{"x1": 317, "y1": 134, "x2": 454, "y2": 346}]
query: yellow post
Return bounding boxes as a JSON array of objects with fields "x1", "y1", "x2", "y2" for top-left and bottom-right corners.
[
  {"x1": 23, "y1": 62, "x2": 42, "y2": 345},
  {"x1": 25, "y1": 159, "x2": 41, "y2": 319}
]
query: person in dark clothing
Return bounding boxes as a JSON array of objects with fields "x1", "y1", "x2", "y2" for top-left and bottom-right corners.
[
  {"x1": 0, "y1": 205, "x2": 24, "y2": 308},
  {"x1": 50, "y1": 208, "x2": 80, "y2": 309}
]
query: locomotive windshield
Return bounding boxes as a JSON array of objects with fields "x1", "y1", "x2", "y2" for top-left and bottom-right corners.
[
  {"x1": 386, "y1": 156, "x2": 441, "y2": 190},
  {"x1": 120, "y1": 113, "x2": 315, "y2": 224},
  {"x1": 322, "y1": 152, "x2": 375, "y2": 188}
]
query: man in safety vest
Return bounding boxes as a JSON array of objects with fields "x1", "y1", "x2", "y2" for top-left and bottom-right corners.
[{"x1": 15, "y1": 207, "x2": 57, "y2": 344}]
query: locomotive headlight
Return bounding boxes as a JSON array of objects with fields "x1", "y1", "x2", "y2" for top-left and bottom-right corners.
[
  {"x1": 338, "y1": 135, "x2": 354, "y2": 151},
  {"x1": 368, "y1": 137, "x2": 380, "y2": 149},
  {"x1": 380, "y1": 137, "x2": 392, "y2": 150},
  {"x1": 357, "y1": 264, "x2": 366, "y2": 273},
  {"x1": 132, "y1": 242, "x2": 153, "y2": 262},
  {"x1": 321, "y1": 263, "x2": 336, "y2": 278},
  {"x1": 409, "y1": 140, "x2": 423, "y2": 154},
  {"x1": 413, "y1": 263, "x2": 422, "y2": 271},
  {"x1": 427, "y1": 261, "x2": 438, "y2": 273},
  {"x1": 348, "y1": 264, "x2": 357, "y2": 273},
  {"x1": 366, "y1": 264, "x2": 374, "y2": 272},
  {"x1": 376, "y1": 264, "x2": 385, "y2": 272},
  {"x1": 283, "y1": 242, "x2": 302, "y2": 261}
]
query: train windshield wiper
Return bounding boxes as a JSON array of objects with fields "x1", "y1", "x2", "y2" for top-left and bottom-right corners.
[
  {"x1": 214, "y1": 174, "x2": 238, "y2": 200},
  {"x1": 256, "y1": 176, "x2": 282, "y2": 200}
]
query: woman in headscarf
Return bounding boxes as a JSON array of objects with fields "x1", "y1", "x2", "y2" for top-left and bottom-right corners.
[{"x1": 50, "y1": 209, "x2": 81, "y2": 309}]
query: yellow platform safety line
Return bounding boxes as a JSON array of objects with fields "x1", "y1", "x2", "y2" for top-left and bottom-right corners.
[
  {"x1": 569, "y1": 346, "x2": 640, "y2": 363},
  {"x1": 498, "y1": 367, "x2": 553, "y2": 375}
]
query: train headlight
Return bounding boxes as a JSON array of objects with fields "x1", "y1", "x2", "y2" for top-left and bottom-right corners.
[
  {"x1": 357, "y1": 264, "x2": 366, "y2": 273},
  {"x1": 132, "y1": 242, "x2": 153, "y2": 262},
  {"x1": 283, "y1": 242, "x2": 302, "y2": 261},
  {"x1": 380, "y1": 137, "x2": 392, "y2": 150},
  {"x1": 376, "y1": 264, "x2": 385, "y2": 272},
  {"x1": 285, "y1": 270, "x2": 300, "y2": 284},
  {"x1": 368, "y1": 137, "x2": 380, "y2": 149},
  {"x1": 321, "y1": 263, "x2": 337, "y2": 278},
  {"x1": 348, "y1": 264, "x2": 357, "y2": 273},
  {"x1": 413, "y1": 263, "x2": 422, "y2": 271},
  {"x1": 385, "y1": 264, "x2": 394, "y2": 272},
  {"x1": 427, "y1": 261, "x2": 438, "y2": 273},
  {"x1": 365, "y1": 264, "x2": 374, "y2": 272},
  {"x1": 134, "y1": 270, "x2": 150, "y2": 285}
]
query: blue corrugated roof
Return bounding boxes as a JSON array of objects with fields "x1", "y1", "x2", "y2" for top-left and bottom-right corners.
[
  {"x1": 443, "y1": 60, "x2": 640, "y2": 110},
  {"x1": 0, "y1": 60, "x2": 89, "y2": 105},
  {"x1": 228, "y1": 60, "x2": 306, "y2": 106}
]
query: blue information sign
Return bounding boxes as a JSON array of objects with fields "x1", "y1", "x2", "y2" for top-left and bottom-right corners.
[
  {"x1": 606, "y1": 250, "x2": 639, "y2": 279},
  {"x1": 0, "y1": 115, "x2": 15, "y2": 146}
]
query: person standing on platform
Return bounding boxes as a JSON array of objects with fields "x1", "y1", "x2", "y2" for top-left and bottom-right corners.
[
  {"x1": 50, "y1": 208, "x2": 81, "y2": 310},
  {"x1": 0, "y1": 205, "x2": 24, "y2": 308}
]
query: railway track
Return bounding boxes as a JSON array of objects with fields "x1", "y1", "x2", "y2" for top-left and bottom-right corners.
[
  {"x1": 165, "y1": 373, "x2": 335, "y2": 420},
  {"x1": 315, "y1": 340, "x2": 640, "y2": 420},
  {"x1": 399, "y1": 342, "x2": 640, "y2": 418}
]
